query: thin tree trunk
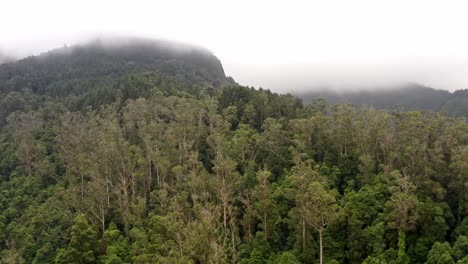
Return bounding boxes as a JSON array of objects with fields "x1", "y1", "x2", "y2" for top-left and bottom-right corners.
[
  {"x1": 231, "y1": 224, "x2": 238, "y2": 263},
  {"x1": 156, "y1": 165, "x2": 161, "y2": 186},
  {"x1": 319, "y1": 230, "x2": 323, "y2": 264},
  {"x1": 302, "y1": 219, "x2": 306, "y2": 255},
  {"x1": 101, "y1": 203, "x2": 106, "y2": 238},
  {"x1": 147, "y1": 154, "x2": 152, "y2": 194},
  {"x1": 101, "y1": 204, "x2": 106, "y2": 254},
  {"x1": 223, "y1": 202, "x2": 227, "y2": 229},
  {"x1": 222, "y1": 178, "x2": 227, "y2": 229},
  {"x1": 131, "y1": 172, "x2": 136, "y2": 204},
  {"x1": 81, "y1": 174, "x2": 84, "y2": 202}
]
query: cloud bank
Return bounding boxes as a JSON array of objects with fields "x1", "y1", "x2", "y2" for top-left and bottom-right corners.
[{"x1": 1, "y1": 0, "x2": 468, "y2": 92}]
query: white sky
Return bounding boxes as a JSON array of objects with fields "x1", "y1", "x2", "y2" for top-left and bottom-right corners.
[{"x1": 1, "y1": 0, "x2": 468, "y2": 92}]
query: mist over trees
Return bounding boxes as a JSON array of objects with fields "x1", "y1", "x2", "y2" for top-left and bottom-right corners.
[
  {"x1": 0, "y1": 51, "x2": 14, "y2": 65},
  {"x1": 298, "y1": 84, "x2": 468, "y2": 119},
  {"x1": 0, "y1": 39, "x2": 467, "y2": 264}
]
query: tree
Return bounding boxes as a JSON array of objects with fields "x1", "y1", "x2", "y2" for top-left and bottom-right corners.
[
  {"x1": 386, "y1": 171, "x2": 419, "y2": 264},
  {"x1": 252, "y1": 169, "x2": 275, "y2": 240},
  {"x1": 343, "y1": 184, "x2": 387, "y2": 262},
  {"x1": 305, "y1": 181, "x2": 341, "y2": 264},
  {"x1": 102, "y1": 222, "x2": 129, "y2": 264},
  {"x1": 425, "y1": 242, "x2": 454, "y2": 264},
  {"x1": 0, "y1": 247, "x2": 25, "y2": 264},
  {"x1": 283, "y1": 162, "x2": 317, "y2": 260},
  {"x1": 270, "y1": 252, "x2": 301, "y2": 264},
  {"x1": 55, "y1": 214, "x2": 99, "y2": 264},
  {"x1": 450, "y1": 146, "x2": 468, "y2": 223},
  {"x1": 8, "y1": 112, "x2": 46, "y2": 177},
  {"x1": 452, "y1": 236, "x2": 468, "y2": 262}
]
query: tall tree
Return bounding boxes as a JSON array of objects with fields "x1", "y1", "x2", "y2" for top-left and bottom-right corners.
[
  {"x1": 386, "y1": 171, "x2": 419, "y2": 264},
  {"x1": 304, "y1": 182, "x2": 341, "y2": 264},
  {"x1": 252, "y1": 169, "x2": 275, "y2": 240}
]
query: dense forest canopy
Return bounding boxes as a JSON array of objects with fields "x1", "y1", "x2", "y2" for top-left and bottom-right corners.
[{"x1": 0, "y1": 38, "x2": 467, "y2": 264}]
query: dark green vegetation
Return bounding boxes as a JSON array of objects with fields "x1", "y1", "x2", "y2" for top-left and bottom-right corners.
[
  {"x1": 298, "y1": 84, "x2": 468, "y2": 119},
  {"x1": 0, "y1": 39, "x2": 467, "y2": 264}
]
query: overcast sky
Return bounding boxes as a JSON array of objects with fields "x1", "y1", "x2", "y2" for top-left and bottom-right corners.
[{"x1": 1, "y1": 0, "x2": 468, "y2": 92}]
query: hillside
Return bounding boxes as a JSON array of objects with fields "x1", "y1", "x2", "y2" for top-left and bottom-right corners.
[
  {"x1": 0, "y1": 38, "x2": 236, "y2": 126},
  {"x1": 0, "y1": 38, "x2": 232, "y2": 96},
  {"x1": 440, "y1": 89, "x2": 468, "y2": 118},
  {"x1": 0, "y1": 39, "x2": 467, "y2": 264},
  {"x1": 297, "y1": 84, "x2": 468, "y2": 118}
]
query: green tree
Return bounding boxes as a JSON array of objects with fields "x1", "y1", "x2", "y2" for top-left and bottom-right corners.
[
  {"x1": 386, "y1": 171, "x2": 419, "y2": 264},
  {"x1": 425, "y1": 242, "x2": 454, "y2": 264},
  {"x1": 305, "y1": 181, "x2": 341, "y2": 264},
  {"x1": 54, "y1": 214, "x2": 99, "y2": 264},
  {"x1": 452, "y1": 236, "x2": 468, "y2": 261},
  {"x1": 252, "y1": 169, "x2": 275, "y2": 240},
  {"x1": 269, "y1": 251, "x2": 301, "y2": 264}
]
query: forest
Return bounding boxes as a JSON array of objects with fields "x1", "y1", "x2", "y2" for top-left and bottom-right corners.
[
  {"x1": 298, "y1": 85, "x2": 468, "y2": 119},
  {"x1": 0, "y1": 40, "x2": 467, "y2": 264}
]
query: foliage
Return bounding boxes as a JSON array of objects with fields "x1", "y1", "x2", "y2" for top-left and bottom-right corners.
[{"x1": 0, "y1": 39, "x2": 467, "y2": 263}]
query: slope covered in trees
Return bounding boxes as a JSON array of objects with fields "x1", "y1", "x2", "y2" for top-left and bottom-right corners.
[
  {"x1": 440, "y1": 89, "x2": 468, "y2": 119},
  {"x1": 0, "y1": 39, "x2": 467, "y2": 264},
  {"x1": 0, "y1": 38, "x2": 235, "y2": 126},
  {"x1": 298, "y1": 84, "x2": 468, "y2": 119},
  {"x1": 0, "y1": 37, "x2": 232, "y2": 97}
]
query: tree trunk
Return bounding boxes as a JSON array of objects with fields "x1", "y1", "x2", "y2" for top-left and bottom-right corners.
[
  {"x1": 131, "y1": 172, "x2": 136, "y2": 204},
  {"x1": 319, "y1": 230, "x2": 323, "y2": 264},
  {"x1": 223, "y1": 202, "x2": 227, "y2": 229},
  {"x1": 302, "y1": 219, "x2": 306, "y2": 255},
  {"x1": 147, "y1": 155, "x2": 152, "y2": 194},
  {"x1": 81, "y1": 174, "x2": 84, "y2": 202}
]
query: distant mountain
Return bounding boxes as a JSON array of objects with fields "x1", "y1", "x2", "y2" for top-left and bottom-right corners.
[
  {"x1": 297, "y1": 84, "x2": 467, "y2": 118},
  {"x1": 440, "y1": 89, "x2": 468, "y2": 118},
  {"x1": 0, "y1": 37, "x2": 233, "y2": 97}
]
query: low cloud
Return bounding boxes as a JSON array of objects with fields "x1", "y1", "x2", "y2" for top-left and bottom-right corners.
[{"x1": 225, "y1": 58, "x2": 468, "y2": 92}]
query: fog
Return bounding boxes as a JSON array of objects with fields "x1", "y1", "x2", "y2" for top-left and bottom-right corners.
[
  {"x1": 1, "y1": 0, "x2": 468, "y2": 92},
  {"x1": 230, "y1": 59, "x2": 468, "y2": 93}
]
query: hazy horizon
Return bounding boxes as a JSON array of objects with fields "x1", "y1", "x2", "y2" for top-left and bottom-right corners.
[{"x1": 2, "y1": 0, "x2": 468, "y2": 92}]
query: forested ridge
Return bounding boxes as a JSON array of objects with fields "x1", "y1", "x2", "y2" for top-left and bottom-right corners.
[
  {"x1": 298, "y1": 84, "x2": 468, "y2": 119},
  {"x1": 0, "y1": 39, "x2": 467, "y2": 264}
]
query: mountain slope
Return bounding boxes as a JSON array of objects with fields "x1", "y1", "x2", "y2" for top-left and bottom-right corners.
[
  {"x1": 0, "y1": 37, "x2": 232, "y2": 96},
  {"x1": 297, "y1": 84, "x2": 467, "y2": 118},
  {"x1": 0, "y1": 37, "x2": 237, "y2": 127},
  {"x1": 440, "y1": 89, "x2": 468, "y2": 118}
]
